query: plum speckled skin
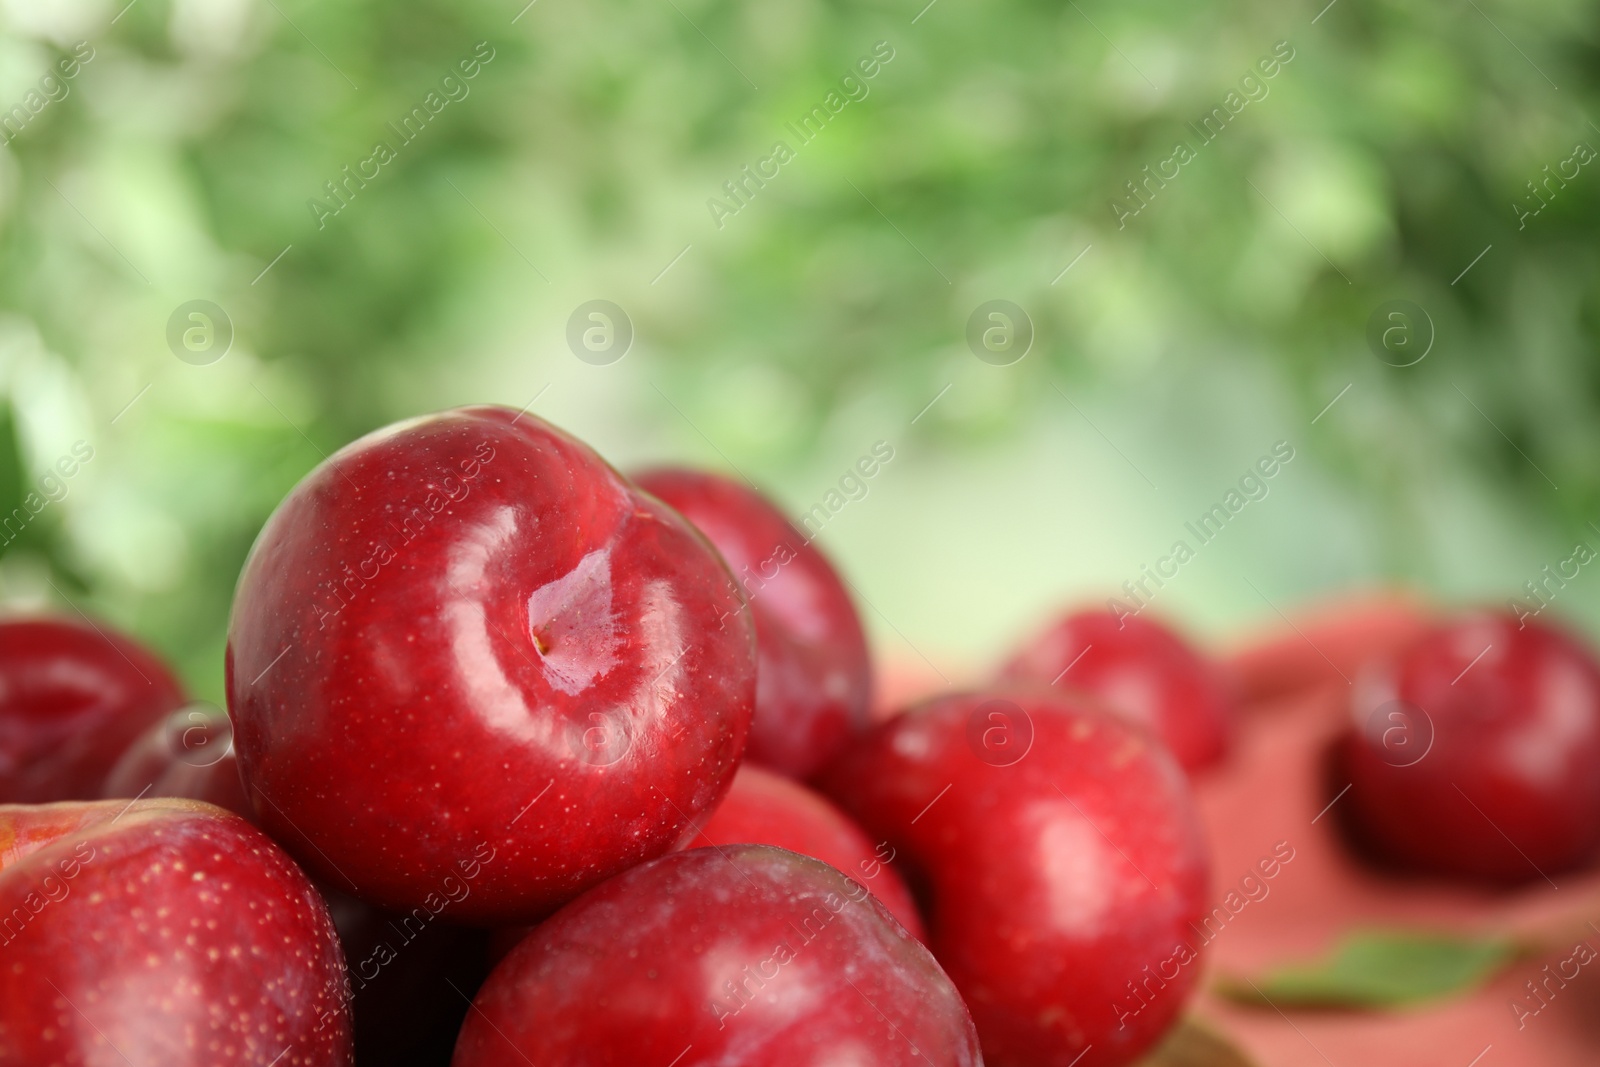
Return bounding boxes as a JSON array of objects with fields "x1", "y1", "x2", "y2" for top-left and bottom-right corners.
[
  {"x1": 632, "y1": 468, "x2": 871, "y2": 779},
  {"x1": 0, "y1": 798, "x2": 351, "y2": 1065},
  {"x1": 700, "y1": 763, "x2": 926, "y2": 940},
  {"x1": 96, "y1": 707, "x2": 488, "y2": 1065},
  {"x1": 226, "y1": 407, "x2": 756, "y2": 925},
  {"x1": 1001, "y1": 610, "x2": 1233, "y2": 771},
  {"x1": 453, "y1": 845, "x2": 981, "y2": 1067},
  {"x1": 0, "y1": 616, "x2": 188, "y2": 803},
  {"x1": 818, "y1": 690, "x2": 1211, "y2": 1067},
  {"x1": 1341, "y1": 611, "x2": 1600, "y2": 881}
]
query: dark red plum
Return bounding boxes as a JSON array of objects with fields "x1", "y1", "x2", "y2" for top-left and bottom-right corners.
[
  {"x1": 453, "y1": 844, "x2": 980, "y2": 1067},
  {"x1": 0, "y1": 798, "x2": 351, "y2": 1065},
  {"x1": 819, "y1": 689, "x2": 1211, "y2": 1067},
  {"x1": 0, "y1": 616, "x2": 187, "y2": 802},
  {"x1": 101, "y1": 703, "x2": 252, "y2": 817},
  {"x1": 1341, "y1": 611, "x2": 1600, "y2": 881},
  {"x1": 227, "y1": 407, "x2": 756, "y2": 924},
  {"x1": 700, "y1": 762, "x2": 925, "y2": 938},
  {"x1": 633, "y1": 468, "x2": 871, "y2": 779},
  {"x1": 1001, "y1": 608, "x2": 1232, "y2": 770}
]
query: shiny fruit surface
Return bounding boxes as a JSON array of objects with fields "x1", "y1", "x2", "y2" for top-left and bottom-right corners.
[
  {"x1": 633, "y1": 467, "x2": 871, "y2": 779},
  {"x1": 101, "y1": 703, "x2": 252, "y2": 817},
  {"x1": 0, "y1": 616, "x2": 187, "y2": 802},
  {"x1": 700, "y1": 762, "x2": 925, "y2": 938},
  {"x1": 227, "y1": 407, "x2": 756, "y2": 924},
  {"x1": 1341, "y1": 611, "x2": 1600, "y2": 881},
  {"x1": 453, "y1": 844, "x2": 981, "y2": 1067},
  {"x1": 819, "y1": 689, "x2": 1211, "y2": 1067},
  {"x1": 1001, "y1": 609, "x2": 1232, "y2": 770},
  {"x1": 0, "y1": 797, "x2": 351, "y2": 1065}
]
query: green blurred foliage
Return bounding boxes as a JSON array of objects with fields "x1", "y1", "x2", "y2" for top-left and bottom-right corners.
[{"x1": 0, "y1": 0, "x2": 1596, "y2": 696}]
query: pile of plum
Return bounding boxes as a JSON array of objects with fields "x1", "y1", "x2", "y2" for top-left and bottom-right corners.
[{"x1": 3, "y1": 405, "x2": 1597, "y2": 1066}]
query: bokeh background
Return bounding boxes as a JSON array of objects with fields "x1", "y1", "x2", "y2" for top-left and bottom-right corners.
[{"x1": 0, "y1": 0, "x2": 1596, "y2": 704}]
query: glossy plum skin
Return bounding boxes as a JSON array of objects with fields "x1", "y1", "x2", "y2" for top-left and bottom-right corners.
[
  {"x1": 453, "y1": 845, "x2": 981, "y2": 1067},
  {"x1": 226, "y1": 407, "x2": 756, "y2": 925},
  {"x1": 699, "y1": 763, "x2": 926, "y2": 939},
  {"x1": 818, "y1": 690, "x2": 1211, "y2": 1067},
  {"x1": 632, "y1": 468, "x2": 871, "y2": 779},
  {"x1": 101, "y1": 704, "x2": 253, "y2": 817},
  {"x1": 1340, "y1": 611, "x2": 1600, "y2": 881},
  {"x1": 1001, "y1": 609, "x2": 1233, "y2": 771},
  {"x1": 0, "y1": 616, "x2": 187, "y2": 802},
  {"x1": 0, "y1": 798, "x2": 351, "y2": 1065},
  {"x1": 98, "y1": 708, "x2": 491, "y2": 1064}
]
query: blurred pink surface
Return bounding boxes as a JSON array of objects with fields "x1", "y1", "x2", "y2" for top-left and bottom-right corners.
[
  {"x1": 872, "y1": 590, "x2": 1600, "y2": 1066},
  {"x1": 1193, "y1": 682, "x2": 1600, "y2": 1067}
]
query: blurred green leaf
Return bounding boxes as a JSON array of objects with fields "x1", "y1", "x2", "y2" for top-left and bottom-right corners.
[
  {"x1": 1218, "y1": 928, "x2": 1520, "y2": 1009},
  {"x1": 0, "y1": 0, "x2": 1598, "y2": 681}
]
